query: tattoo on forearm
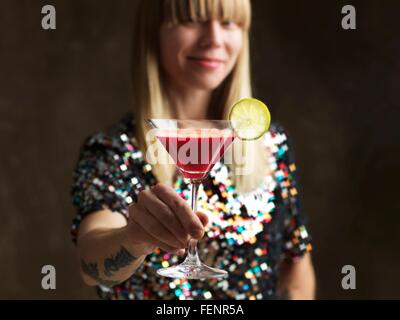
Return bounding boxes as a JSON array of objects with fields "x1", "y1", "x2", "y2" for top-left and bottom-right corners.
[
  {"x1": 81, "y1": 246, "x2": 138, "y2": 287},
  {"x1": 103, "y1": 246, "x2": 138, "y2": 277},
  {"x1": 80, "y1": 259, "x2": 121, "y2": 287}
]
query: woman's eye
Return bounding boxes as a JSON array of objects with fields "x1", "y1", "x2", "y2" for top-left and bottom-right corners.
[
  {"x1": 221, "y1": 20, "x2": 237, "y2": 28},
  {"x1": 182, "y1": 19, "x2": 200, "y2": 27}
]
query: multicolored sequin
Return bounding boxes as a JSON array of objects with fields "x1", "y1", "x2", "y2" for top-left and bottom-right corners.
[{"x1": 70, "y1": 113, "x2": 312, "y2": 300}]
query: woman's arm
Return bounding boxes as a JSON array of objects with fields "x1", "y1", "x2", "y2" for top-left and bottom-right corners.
[
  {"x1": 76, "y1": 209, "x2": 149, "y2": 287},
  {"x1": 277, "y1": 253, "x2": 316, "y2": 300},
  {"x1": 75, "y1": 183, "x2": 208, "y2": 287}
]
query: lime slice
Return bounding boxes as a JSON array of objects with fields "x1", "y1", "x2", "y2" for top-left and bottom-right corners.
[{"x1": 228, "y1": 98, "x2": 271, "y2": 140}]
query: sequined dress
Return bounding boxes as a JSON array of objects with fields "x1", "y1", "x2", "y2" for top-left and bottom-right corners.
[{"x1": 70, "y1": 112, "x2": 312, "y2": 300}]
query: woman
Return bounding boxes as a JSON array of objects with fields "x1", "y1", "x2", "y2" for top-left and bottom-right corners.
[{"x1": 71, "y1": 0, "x2": 315, "y2": 300}]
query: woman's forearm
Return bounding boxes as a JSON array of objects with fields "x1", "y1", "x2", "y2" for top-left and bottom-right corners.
[
  {"x1": 77, "y1": 226, "x2": 146, "y2": 287},
  {"x1": 286, "y1": 261, "x2": 316, "y2": 300},
  {"x1": 278, "y1": 253, "x2": 316, "y2": 300}
]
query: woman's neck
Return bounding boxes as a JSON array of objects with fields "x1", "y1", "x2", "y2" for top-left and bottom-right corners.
[{"x1": 167, "y1": 85, "x2": 212, "y2": 120}]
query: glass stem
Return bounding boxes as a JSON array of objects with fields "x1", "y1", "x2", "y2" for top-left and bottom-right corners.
[{"x1": 185, "y1": 180, "x2": 201, "y2": 266}]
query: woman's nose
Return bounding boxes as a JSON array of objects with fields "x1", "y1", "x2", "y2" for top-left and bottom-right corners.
[{"x1": 200, "y1": 20, "x2": 223, "y2": 48}]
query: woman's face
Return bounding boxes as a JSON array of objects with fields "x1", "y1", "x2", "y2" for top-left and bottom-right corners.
[{"x1": 160, "y1": 19, "x2": 243, "y2": 91}]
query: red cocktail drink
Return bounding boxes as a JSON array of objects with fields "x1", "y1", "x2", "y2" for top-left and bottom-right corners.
[{"x1": 156, "y1": 129, "x2": 235, "y2": 180}]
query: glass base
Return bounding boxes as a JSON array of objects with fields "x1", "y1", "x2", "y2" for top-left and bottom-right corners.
[{"x1": 157, "y1": 262, "x2": 228, "y2": 279}]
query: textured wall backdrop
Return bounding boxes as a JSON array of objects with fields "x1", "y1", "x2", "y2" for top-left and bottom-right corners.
[{"x1": 0, "y1": 0, "x2": 399, "y2": 299}]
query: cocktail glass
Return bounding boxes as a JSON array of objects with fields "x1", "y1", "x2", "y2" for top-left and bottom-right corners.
[{"x1": 145, "y1": 119, "x2": 236, "y2": 279}]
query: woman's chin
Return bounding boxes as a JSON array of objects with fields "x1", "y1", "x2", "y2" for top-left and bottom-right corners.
[{"x1": 186, "y1": 78, "x2": 226, "y2": 91}]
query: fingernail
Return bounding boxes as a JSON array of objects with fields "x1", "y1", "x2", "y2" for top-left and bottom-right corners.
[{"x1": 191, "y1": 229, "x2": 203, "y2": 239}]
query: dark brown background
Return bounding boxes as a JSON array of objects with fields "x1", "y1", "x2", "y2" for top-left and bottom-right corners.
[{"x1": 0, "y1": 0, "x2": 399, "y2": 299}]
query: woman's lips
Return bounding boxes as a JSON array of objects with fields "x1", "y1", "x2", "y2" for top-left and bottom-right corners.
[{"x1": 188, "y1": 57, "x2": 224, "y2": 69}]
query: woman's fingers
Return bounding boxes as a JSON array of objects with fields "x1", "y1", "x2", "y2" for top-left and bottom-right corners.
[
  {"x1": 141, "y1": 189, "x2": 189, "y2": 247},
  {"x1": 195, "y1": 211, "x2": 209, "y2": 227},
  {"x1": 132, "y1": 204, "x2": 185, "y2": 250},
  {"x1": 131, "y1": 219, "x2": 185, "y2": 255},
  {"x1": 153, "y1": 183, "x2": 204, "y2": 239},
  {"x1": 128, "y1": 184, "x2": 210, "y2": 256}
]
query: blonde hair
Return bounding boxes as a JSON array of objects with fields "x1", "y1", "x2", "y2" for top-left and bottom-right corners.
[{"x1": 132, "y1": 0, "x2": 270, "y2": 193}]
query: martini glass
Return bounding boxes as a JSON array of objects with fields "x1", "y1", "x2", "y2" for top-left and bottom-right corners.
[{"x1": 145, "y1": 119, "x2": 236, "y2": 279}]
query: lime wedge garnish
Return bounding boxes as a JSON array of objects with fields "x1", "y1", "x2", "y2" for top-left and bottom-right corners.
[{"x1": 228, "y1": 98, "x2": 271, "y2": 140}]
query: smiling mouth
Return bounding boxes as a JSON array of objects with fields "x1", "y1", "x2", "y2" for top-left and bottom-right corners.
[
  {"x1": 188, "y1": 56, "x2": 225, "y2": 63},
  {"x1": 187, "y1": 56, "x2": 225, "y2": 69}
]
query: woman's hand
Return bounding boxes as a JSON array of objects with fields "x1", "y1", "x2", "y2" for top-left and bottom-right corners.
[{"x1": 125, "y1": 183, "x2": 209, "y2": 257}]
